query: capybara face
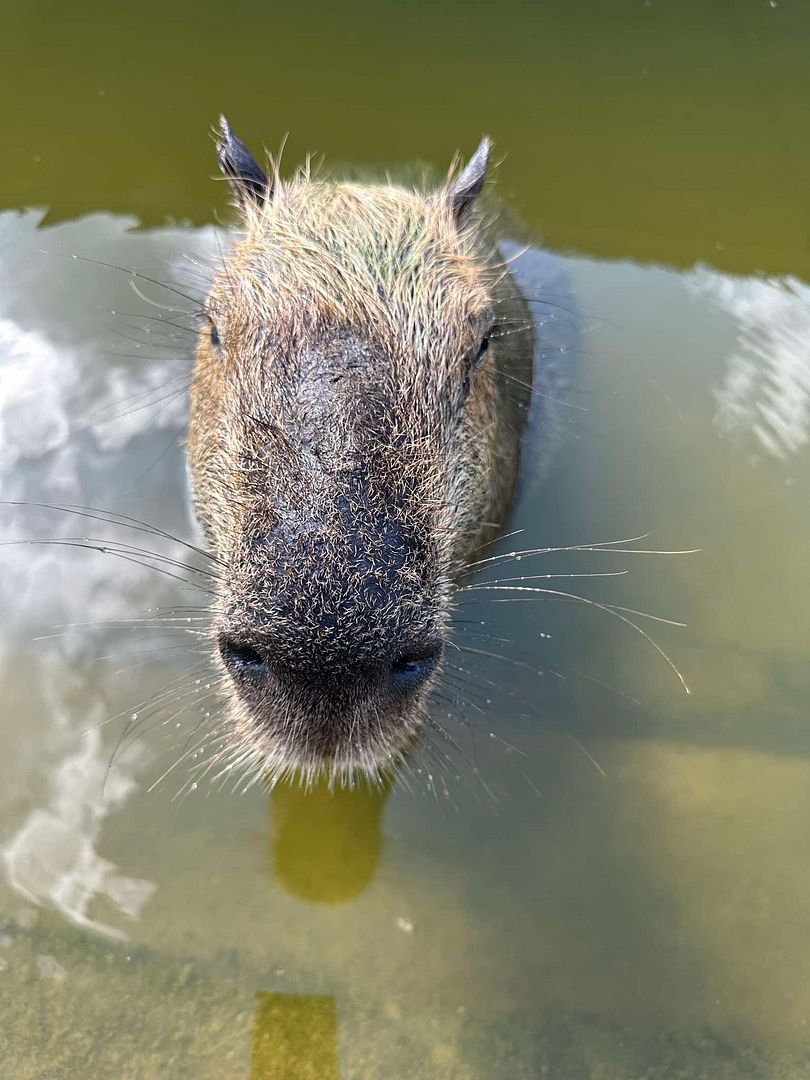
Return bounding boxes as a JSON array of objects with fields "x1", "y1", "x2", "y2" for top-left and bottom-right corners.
[{"x1": 188, "y1": 120, "x2": 530, "y2": 783}]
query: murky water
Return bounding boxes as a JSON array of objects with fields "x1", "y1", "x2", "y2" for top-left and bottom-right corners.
[{"x1": 1, "y1": 3, "x2": 809, "y2": 1077}]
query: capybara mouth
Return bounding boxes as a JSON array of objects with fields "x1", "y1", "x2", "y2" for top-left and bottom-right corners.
[
  {"x1": 214, "y1": 616, "x2": 441, "y2": 781},
  {"x1": 221, "y1": 680, "x2": 430, "y2": 785}
]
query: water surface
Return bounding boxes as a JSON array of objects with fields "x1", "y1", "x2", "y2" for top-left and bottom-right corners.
[{"x1": 1, "y1": 3, "x2": 809, "y2": 1077}]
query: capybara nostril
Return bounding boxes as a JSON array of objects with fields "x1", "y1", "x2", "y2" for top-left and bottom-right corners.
[
  {"x1": 388, "y1": 644, "x2": 442, "y2": 698},
  {"x1": 218, "y1": 634, "x2": 270, "y2": 682}
]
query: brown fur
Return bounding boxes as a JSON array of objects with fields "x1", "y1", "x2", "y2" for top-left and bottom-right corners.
[{"x1": 188, "y1": 131, "x2": 532, "y2": 784}]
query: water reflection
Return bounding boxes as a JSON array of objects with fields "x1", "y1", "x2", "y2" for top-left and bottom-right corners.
[
  {"x1": 693, "y1": 269, "x2": 810, "y2": 460},
  {"x1": 257, "y1": 778, "x2": 390, "y2": 1076},
  {"x1": 0, "y1": 210, "x2": 209, "y2": 938},
  {"x1": 1, "y1": 723, "x2": 155, "y2": 940},
  {"x1": 270, "y1": 779, "x2": 391, "y2": 904},
  {"x1": 2, "y1": 208, "x2": 810, "y2": 1075}
]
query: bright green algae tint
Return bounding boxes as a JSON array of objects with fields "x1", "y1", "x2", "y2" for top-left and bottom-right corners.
[{"x1": 1, "y1": 2, "x2": 810, "y2": 1076}]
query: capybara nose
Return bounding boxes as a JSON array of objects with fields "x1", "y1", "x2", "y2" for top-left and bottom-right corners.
[
  {"x1": 219, "y1": 628, "x2": 442, "y2": 702},
  {"x1": 218, "y1": 633, "x2": 271, "y2": 684}
]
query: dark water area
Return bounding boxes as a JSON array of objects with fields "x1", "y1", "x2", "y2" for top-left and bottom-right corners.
[
  {"x1": 1, "y1": 0, "x2": 808, "y2": 277},
  {"x1": 0, "y1": 3, "x2": 809, "y2": 1078}
]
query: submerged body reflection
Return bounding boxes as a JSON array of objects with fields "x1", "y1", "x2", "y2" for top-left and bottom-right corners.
[
  {"x1": 269, "y1": 778, "x2": 391, "y2": 904},
  {"x1": 250, "y1": 781, "x2": 392, "y2": 1076}
]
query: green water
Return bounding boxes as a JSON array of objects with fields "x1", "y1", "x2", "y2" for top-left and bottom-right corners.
[{"x1": 1, "y1": 3, "x2": 809, "y2": 1077}]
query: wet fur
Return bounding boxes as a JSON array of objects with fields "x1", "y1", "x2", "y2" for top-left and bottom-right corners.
[{"x1": 188, "y1": 141, "x2": 532, "y2": 784}]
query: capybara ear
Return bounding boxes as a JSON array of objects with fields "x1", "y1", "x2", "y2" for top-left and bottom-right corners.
[
  {"x1": 448, "y1": 136, "x2": 491, "y2": 224},
  {"x1": 215, "y1": 116, "x2": 271, "y2": 209}
]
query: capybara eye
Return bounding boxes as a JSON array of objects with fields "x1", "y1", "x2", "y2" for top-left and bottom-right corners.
[
  {"x1": 473, "y1": 325, "x2": 499, "y2": 369},
  {"x1": 209, "y1": 321, "x2": 221, "y2": 350}
]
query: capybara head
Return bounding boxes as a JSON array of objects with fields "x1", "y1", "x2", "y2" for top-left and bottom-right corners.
[{"x1": 188, "y1": 118, "x2": 530, "y2": 783}]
